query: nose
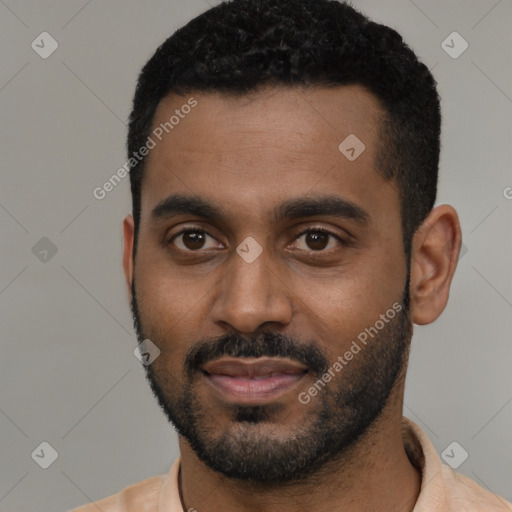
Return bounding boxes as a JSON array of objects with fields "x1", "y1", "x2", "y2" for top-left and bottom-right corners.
[{"x1": 210, "y1": 246, "x2": 293, "y2": 335}]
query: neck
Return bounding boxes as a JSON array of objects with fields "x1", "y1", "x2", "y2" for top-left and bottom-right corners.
[{"x1": 178, "y1": 389, "x2": 421, "y2": 512}]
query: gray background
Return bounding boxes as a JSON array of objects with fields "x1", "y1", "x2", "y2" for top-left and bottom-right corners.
[{"x1": 0, "y1": 0, "x2": 511, "y2": 511}]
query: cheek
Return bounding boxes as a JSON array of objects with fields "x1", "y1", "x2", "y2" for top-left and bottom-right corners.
[
  {"x1": 290, "y1": 265, "x2": 404, "y2": 355},
  {"x1": 134, "y1": 267, "x2": 211, "y2": 360},
  {"x1": 295, "y1": 286, "x2": 370, "y2": 358}
]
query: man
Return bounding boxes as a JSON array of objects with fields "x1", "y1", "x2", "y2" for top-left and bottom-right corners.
[{"x1": 71, "y1": 0, "x2": 512, "y2": 510}]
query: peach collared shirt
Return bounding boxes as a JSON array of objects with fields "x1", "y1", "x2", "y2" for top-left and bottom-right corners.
[{"x1": 70, "y1": 417, "x2": 512, "y2": 511}]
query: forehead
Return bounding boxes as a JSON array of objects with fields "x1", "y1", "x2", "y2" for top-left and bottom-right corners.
[{"x1": 139, "y1": 84, "x2": 398, "y2": 229}]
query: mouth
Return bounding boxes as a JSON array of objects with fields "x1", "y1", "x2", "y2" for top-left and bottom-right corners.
[{"x1": 201, "y1": 356, "x2": 308, "y2": 405}]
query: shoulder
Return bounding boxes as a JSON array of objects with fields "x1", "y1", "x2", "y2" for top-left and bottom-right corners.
[
  {"x1": 69, "y1": 474, "x2": 166, "y2": 512},
  {"x1": 441, "y1": 464, "x2": 512, "y2": 511},
  {"x1": 401, "y1": 418, "x2": 511, "y2": 511}
]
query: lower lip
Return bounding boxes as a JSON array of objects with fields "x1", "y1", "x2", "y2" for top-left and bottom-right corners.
[{"x1": 204, "y1": 372, "x2": 306, "y2": 404}]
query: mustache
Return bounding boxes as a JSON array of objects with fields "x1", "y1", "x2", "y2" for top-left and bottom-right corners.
[{"x1": 185, "y1": 331, "x2": 329, "y2": 377}]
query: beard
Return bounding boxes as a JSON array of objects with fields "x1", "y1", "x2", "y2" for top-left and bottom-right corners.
[{"x1": 130, "y1": 276, "x2": 412, "y2": 484}]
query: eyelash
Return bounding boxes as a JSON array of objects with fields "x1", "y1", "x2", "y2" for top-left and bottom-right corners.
[{"x1": 166, "y1": 225, "x2": 351, "y2": 253}]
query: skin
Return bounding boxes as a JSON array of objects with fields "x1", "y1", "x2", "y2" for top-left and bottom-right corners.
[{"x1": 122, "y1": 84, "x2": 462, "y2": 512}]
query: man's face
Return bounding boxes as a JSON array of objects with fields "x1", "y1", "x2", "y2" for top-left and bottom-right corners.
[{"x1": 127, "y1": 85, "x2": 412, "y2": 482}]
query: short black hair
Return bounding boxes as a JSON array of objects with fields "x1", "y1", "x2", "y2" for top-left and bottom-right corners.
[{"x1": 127, "y1": 0, "x2": 440, "y2": 256}]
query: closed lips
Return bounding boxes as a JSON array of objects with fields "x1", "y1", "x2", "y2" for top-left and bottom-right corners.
[{"x1": 201, "y1": 357, "x2": 308, "y2": 378}]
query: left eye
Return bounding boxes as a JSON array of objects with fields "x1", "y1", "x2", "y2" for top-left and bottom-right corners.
[{"x1": 291, "y1": 230, "x2": 345, "y2": 251}]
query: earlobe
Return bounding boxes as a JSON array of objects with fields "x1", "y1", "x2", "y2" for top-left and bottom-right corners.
[
  {"x1": 409, "y1": 205, "x2": 462, "y2": 325},
  {"x1": 122, "y1": 215, "x2": 135, "y2": 298}
]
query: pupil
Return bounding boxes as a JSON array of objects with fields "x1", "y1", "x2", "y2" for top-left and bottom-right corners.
[
  {"x1": 184, "y1": 232, "x2": 205, "y2": 250},
  {"x1": 307, "y1": 232, "x2": 328, "y2": 250}
]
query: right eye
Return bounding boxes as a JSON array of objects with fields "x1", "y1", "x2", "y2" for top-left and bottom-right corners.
[{"x1": 168, "y1": 229, "x2": 224, "y2": 252}]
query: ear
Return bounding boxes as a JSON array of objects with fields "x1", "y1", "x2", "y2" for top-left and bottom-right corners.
[
  {"x1": 409, "y1": 204, "x2": 462, "y2": 325},
  {"x1": 122, "y1": 215, "x2": 135, "y2": 300}
]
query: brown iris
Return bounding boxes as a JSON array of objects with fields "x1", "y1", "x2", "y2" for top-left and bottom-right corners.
[
  {"x1": 305, "y1": 231, "x2": 329, "y2": 251},
  {"x1": 182, "y1": 231, "x2": 207, "y2": 250}
]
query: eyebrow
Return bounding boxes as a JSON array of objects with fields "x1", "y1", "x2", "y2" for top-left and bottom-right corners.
[{"x1": 151, "y1": 193, "x2": 369, "y2": 225}]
